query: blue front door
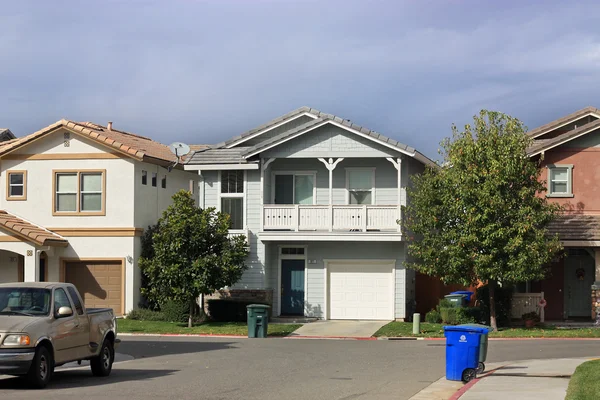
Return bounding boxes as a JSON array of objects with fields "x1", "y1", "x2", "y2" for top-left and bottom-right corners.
[{"x1": 281, "y1": 259, "x2": 305, "y2": 315}]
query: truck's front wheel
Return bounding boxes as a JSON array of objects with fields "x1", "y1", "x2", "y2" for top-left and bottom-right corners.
[
  {"x1": 26, "y1": 346, "x2": 53, "y2": 389},
  {"x1": 90, "y1": 339, "x2": 114, "y2": 377}
]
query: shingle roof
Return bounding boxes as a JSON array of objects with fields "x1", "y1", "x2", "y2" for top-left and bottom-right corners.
[
  {"x1": 185, "y1": 146, "x2": 254, "y2": 165},
  {"x1": 189, "y1": 107, "x2": 435, "y2": 167},
  {"x1": 526, "y1": 106, "x2": 600, "y2": 138},
  {"x1": 527, "y1": 119, "x2": 600, "y2": 155},
  {"x1": 0, "y1": 211, "x2": 68, "y2": 247},
  {"x1": 0, "y1": 120, "x2": 181, "y2": 164},
  {"x1": 547, "y1": 214, "x2": 600, "y2": 241}
]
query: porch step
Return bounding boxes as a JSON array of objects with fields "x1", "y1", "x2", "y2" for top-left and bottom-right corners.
[{"x1": 271, "y1": 316, "x2": 319, "y2": 324}]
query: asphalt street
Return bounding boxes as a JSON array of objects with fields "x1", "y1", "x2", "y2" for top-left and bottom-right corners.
[{"x1": 1, "y1": 337, "x2": 599, "y2": 399}]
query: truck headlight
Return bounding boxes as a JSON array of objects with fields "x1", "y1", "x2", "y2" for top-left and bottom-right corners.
[{"x1": 3, "y1": 334, "x2": 31, "y2": 346}]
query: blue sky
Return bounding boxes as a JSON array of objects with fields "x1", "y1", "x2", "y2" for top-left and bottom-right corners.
[{"x1": 2, "y1": 0, "x2": 599, "y2": 160}]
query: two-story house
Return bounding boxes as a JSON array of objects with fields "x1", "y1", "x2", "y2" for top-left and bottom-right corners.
[
  {"x1": 0, "y1": 119, "x2": 199, "y2": 315},
  {"x1": 185, "y1": 107, "x2": 434, "y2": 321}
]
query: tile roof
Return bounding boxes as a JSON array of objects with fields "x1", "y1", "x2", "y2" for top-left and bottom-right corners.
[
  {"x1": 0, "y1": 211, "x2": 68, "y2": 247},
  {"x1": 526, "y1": 106, "x2": 600, "y2": 138},
  {"x1": 0, "y1": 120, "x2": 181, "y2": 164},
  {"x1": 185, "y1": 146, "x2": 254, "y2": 165},
  {"x1": 547, "y1": 214, "x2": 600, "y2": 241},
  {"x1": 527, "y1": 119, "x2": 600, "y2": 155}
]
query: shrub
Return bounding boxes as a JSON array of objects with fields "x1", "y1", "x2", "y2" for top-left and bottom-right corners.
[
  {"x1": 126, "y1": 308, "x2": 166, "y2": 321},
  {"x1": 161, "y1": 300, "x2": 193, "y2": 323},
  {"x1": 476, "y1": 284, "x2": 513, "y2": 327},
  {"x1": 456, "y1": 307, "x2": 477, "y2": 324},
  {"x1": 425, "y1": 309, "x2": 442, "y2": 323},
  {"x1": 522, "y1": 311, "x2": 540, "y2": 322},
  {"x1": 440, "y1": 307, "x2": 457, "y2": 324},
  {"x1": 207, "y1": 300, "x2": 270, "y2": 322},
  {"x1": 438, "y1": 298, "x2": 454, "y2": 308}
]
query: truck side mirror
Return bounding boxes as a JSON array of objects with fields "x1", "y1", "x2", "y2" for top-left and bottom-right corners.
[{"x1": 57, "y1": 306, "x2": 73, "y2": 318}]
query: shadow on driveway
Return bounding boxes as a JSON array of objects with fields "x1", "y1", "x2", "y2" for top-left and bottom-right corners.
[
  {"x1": 0, "y1": 368, "x2": 178, "y2": 390},
  {"x1": 118, "y1": 338, "x2": 238, "y2": 359}
]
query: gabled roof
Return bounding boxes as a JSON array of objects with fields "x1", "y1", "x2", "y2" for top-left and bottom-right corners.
[
  {"x1": 188, "y1": 107, "x2": 435, "y2": 167},
  {"x1": 526, "y1": 106, "x2": 600, "y2": 139},
  {"x1": 0, "y1": 129, "x2": 16, "y2": 142},
  {"x1": 527, "y1": 118, "x2": 600, "y2": 156},
  {"x1": 185, "y1": 146, "x2": 253, "y2": 165},
  {"x1": 0, "y1": 211, "x2": 68, "y2": 247},
  {"x1": 0, "y1": 120, "x2": 180, "y2": 165}
]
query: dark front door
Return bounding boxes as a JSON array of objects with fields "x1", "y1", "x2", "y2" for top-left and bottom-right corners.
[
  {"x1": 565, "y1": 250, "x2": 595, "y2": 318},
  {"x1": 281, "y1": 259, "x2": 305, "y2": 315}
]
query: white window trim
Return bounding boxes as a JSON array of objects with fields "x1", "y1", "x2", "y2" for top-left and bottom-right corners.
[
  {"x1": 277, "y1": 245, "x2": 308, "y2": 317},
  {"x1": 218, "y1": 170, "x2": 247, "y2": 233},
  {"x1": 345, "y1": 167, "x2": 376, "y2": 205},
  {"x1": 546, "y1": 164, "x2": 574, "y2": 198},
  {"x1": 271, "y1": 171, "x2": 317, "y2": 205}
]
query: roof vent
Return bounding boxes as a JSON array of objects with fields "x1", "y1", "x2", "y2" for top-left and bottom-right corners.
[{"x1": 107, "y1": 121, "x2": 113, "y2": 131}]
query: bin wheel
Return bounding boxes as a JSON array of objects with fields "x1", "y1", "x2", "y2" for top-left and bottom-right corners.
[
  {"x1": 462, "y1": 368, "x2": 477, "y2": 383},
  {"x1": 477, "y1": 362, "x2": 485, "y2": 374}
]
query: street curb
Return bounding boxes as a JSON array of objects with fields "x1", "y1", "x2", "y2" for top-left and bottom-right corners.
[{"x1": 284, "y1": 335, "x2": 378, "y2": 340}]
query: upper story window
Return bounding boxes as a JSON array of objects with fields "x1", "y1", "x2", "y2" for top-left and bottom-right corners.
[
  {"x1": 152, "y1": 172, "x2": 157, "y2": 187},
  {"x1": 161, "y1": 176, "x2": 167, "y2": 189},
  {"x1": 220, "y1": 171, "x2": 244, "y2": 230},
  {"x1": 547, "y1": 164, "x2": 573, "y2": 197},
  {"x1": 273, "y1": 173, "x2": 315, "y2": 205},
  {"x1": 141, "y1": 170, "x2": 147, "y2": 185},
  {"x1": 6, "y1": 171, "x2": 27, "y2": 201},
  {"x1": 346, "y1": 168, "x2": 375, "y2": 205},
  {"x1": 54, "y1": 170, "x2": 105, "y2": 215}
]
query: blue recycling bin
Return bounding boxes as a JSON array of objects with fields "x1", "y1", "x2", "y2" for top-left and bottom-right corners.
[
  {"x1": 450, "y1": 291, "x2": 474, "y2": 302},
  {"x1": 444, "y1": 325, "x2": 489, "y2": 383}
]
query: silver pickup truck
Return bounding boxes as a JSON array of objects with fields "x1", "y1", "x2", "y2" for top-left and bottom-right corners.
[{"x1": 0, "y1": 282, "x2": 119, "y2": 388}]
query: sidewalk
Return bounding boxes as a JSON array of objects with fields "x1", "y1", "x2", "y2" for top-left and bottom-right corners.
[{"x1": 411, "y1": 357, "x2": 596, "y2": 400}]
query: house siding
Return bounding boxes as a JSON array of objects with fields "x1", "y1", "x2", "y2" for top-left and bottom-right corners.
[{"x1": 262, "y1": 125, "x2": 399, "y2": 158}]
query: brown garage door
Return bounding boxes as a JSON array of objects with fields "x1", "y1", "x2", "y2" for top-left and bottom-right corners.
[{"x1": 64, "y1": 260, "x2": 123, "y2": 316}]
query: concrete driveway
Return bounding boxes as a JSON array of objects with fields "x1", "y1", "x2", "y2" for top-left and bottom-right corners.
[{"x1": 289, "y1": 320, "x2": 389, "y2": 337}]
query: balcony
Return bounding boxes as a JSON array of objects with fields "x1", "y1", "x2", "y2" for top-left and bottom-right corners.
[{"x1": 262, "y1": 204, "x2": 401, "y2": 232}]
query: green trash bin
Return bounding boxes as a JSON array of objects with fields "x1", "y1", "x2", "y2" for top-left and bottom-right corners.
[
  {"x1": 444, "y1": 294, "x2": 467, "y2": 308},
  {"x1": 458, "y1": 324, "x2": 490, "y2": 373},
  {"x1": 247, "y1": 304, "x2": 270, "y2": 338}
]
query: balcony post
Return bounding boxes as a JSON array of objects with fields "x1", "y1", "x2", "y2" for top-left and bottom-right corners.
[
  {"x1": 387, "y1": 157, "x2": 402, "y2": 232},
  {"x1": 362, "y1": 205, "x2": 368, "y2": 232},
  {"x1": 318, "y1": 157, "x2": 344, "y2": 231},
  {"x1": 260, "y1": 158, "x2": 276, "y2": 231},
  {"x1": 294, "y1": 204, "x2": 300, "y2": 232}
]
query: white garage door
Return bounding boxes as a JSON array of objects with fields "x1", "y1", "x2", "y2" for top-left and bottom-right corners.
[{"x1": 328, "y1": 261, "x2": 394, "y2": 320}]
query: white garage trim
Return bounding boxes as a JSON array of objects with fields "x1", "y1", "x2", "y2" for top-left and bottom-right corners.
[
  {"x1": 323, "y1": 259, "x2": 395, "y2": 320},
  {"x1": 277, "y1": 245, "x2": 308, "y2": 317}
]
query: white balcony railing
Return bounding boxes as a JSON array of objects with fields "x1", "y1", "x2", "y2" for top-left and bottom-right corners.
[
  {"x1": 511, "y1": 292, "x2": 545, "y2": 322},
  {"x1": 263, "y1": 205, "x2": 401, "y2": 232}
]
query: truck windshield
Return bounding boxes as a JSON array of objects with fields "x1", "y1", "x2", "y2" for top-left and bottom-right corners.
[{"x1": 0, "y1": 288, "x2": 51, "y2": 316}]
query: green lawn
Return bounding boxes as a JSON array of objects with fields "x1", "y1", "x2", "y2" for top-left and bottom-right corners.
[
  {"x1": 374, "y1": 322, "x2": 600, "y2": 338},
  {"x1": 566, "y1": 359, "x2": 600, "y2": 400},
  {"x1": 117, "y1": 319, "x2": 301, "y2": 337}
]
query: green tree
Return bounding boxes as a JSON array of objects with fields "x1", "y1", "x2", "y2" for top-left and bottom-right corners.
[
  {"x1": 404, "y1": 110, "x2": 563, "y2": 331},
  {"x1": 139, "y1": 190, "x2": 249, "y2": 327}
]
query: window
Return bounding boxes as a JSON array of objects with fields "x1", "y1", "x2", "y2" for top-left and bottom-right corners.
[
  {"x1": 220, "y1": 171, "x2": 244, "y2": 230},
  {"x1": 189, "y1": 179, "x2": 195, "y2": 194},
  {"x1": 67, "y1": 287, "x2": 84, "y2": 315},
  {"x1": 281, "y1": 247, "x2": 305, "y2": 255},
  {"x1": 346, "y1": 168, "x2": 374, "y2": 205},
  {"x1": 54, "y1": 170, "x2": 105, "y2": 215},
  {"x1": 53, "y1": 288, "x2": 71, "y2": 315},
  {"x1": 141, "y1": 170, "x2": 147, "y2": 185},
  {"x1": 152, "y1": 172, "x2": 157, "y2": 187},
  {"x1": 161, "y1": 176, "x2": 167, "y2": 189},
  {"x1": 273, "y1": 173, "x2": 315, "y2": 205},
  {"x1": 547, "y1": 165, "x2": 573, "y2": 197},
  {"x1": 6, "y1": 171, "x2": 26, "y2": 200}
]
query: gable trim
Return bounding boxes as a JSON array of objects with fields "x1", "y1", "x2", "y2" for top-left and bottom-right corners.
[
  {"x1": 225, "y1": 112, "x2": 318, "y2": 149},
  {"x1": 530, "y1": 112, "x2": 600, "y2": 139},
  {"x1": 528, "y1": 123, "x2": 600, "y2": 156},
  {"x1": 243, "y1": 120, "x2": 416, "y2": 159}
]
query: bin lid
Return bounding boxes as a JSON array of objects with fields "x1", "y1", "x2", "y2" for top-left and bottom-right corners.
[
  {"x1": 443, "y1": 325, "x2": 489, "y2": 334},
  {"x1": 246, "y1": 304, "x2": 271, "y2": 309},
  {"x1": 458, "y1": 323, "x2": 491, "y2": 330},
  {"x1": 450, "y1": 291, "x2": 474, "y2": 295},
  {"x1": 444, "y1": 294, "x2": 466, "y2": 298}
]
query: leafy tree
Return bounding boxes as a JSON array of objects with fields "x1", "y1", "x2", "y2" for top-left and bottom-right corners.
[
  {"x1": 139, "y1": 190, "x2": 249, "y2": 327},
  {"x1": 404, "y1": 110, "x2": 563, "y2": 330}
]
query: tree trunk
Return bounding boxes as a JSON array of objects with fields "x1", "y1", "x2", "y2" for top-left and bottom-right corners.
[
  {"x1": 188, "y1": 301, "x2": 194, "y2": 328},
  {"x1": 489, "y1": 279, "x2": 498, "y2": 332}
]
